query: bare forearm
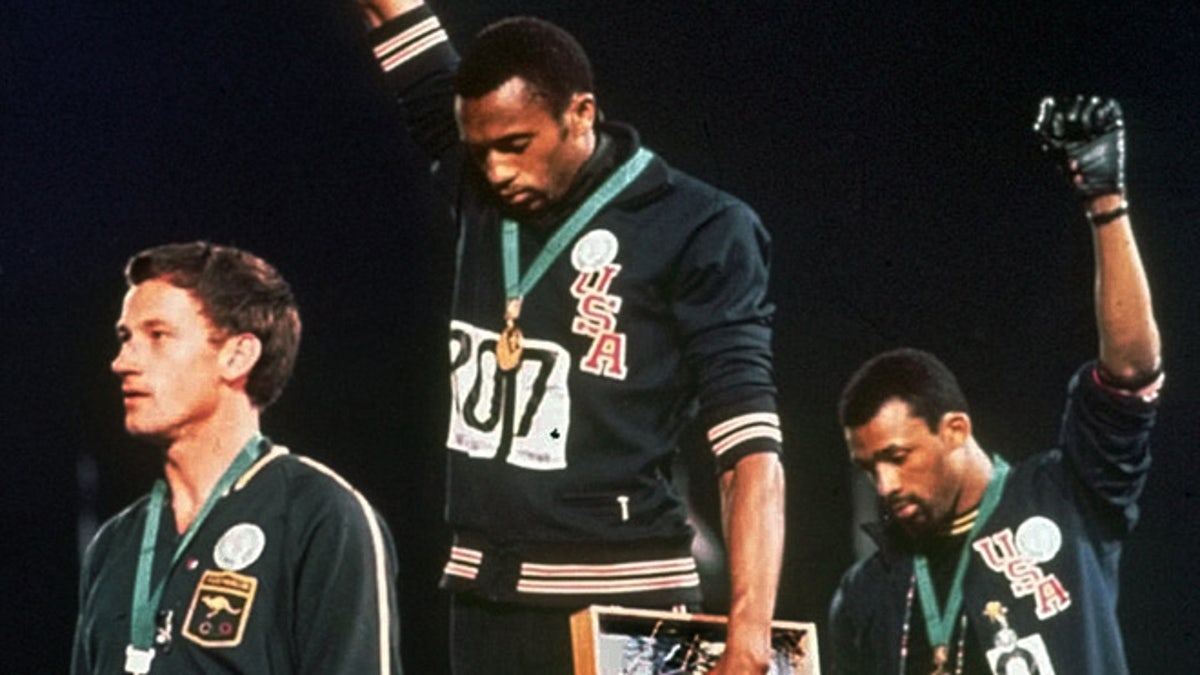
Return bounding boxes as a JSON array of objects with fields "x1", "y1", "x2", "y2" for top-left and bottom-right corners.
[
  {"x1": 718, "y1": 452, "x2": 785, "y2": 673},
  {"x1": 359, "y1": 0, "x2": 425, "y2": 28},
  {"x1": 1088, "y1": 194, "x2": 1161, "y2": 382}
]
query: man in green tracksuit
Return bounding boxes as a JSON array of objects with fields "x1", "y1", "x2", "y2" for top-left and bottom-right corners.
[{"x1": 72, "y1": 241, "x2": 403, "y2": 674}]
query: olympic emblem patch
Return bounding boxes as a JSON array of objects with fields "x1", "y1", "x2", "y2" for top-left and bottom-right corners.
[
  {"x1": 213, "y1": 523, "x2": 266, "y2": 571},
  {"x1": 571, "y1": 229, "x2": 619, "y2": 272},
  {"x1": 182, "y1": 570, "x2": 257, "y2": 648}
]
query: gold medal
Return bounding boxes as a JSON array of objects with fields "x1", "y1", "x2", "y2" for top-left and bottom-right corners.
[
  {"x1": 496, "y1": 298, "x2": 523, "y2": 371},
  {"x1": 496, "y1": 323, "x2": 523, "y2": 371}
]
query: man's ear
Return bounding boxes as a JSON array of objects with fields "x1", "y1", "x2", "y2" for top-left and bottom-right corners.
[
  {"x1": 939, "y1": 411, "x2": 972, "y2": 448},
  {"x1": 564, "y1": 92, "x2": 596, "y2": 137},
  {"x1": 219, "y1": 333, "x2": 262, "y2": 383}
]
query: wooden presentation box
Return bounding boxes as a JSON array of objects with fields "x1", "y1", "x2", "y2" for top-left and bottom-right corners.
[{"x1": 570, "y1": 605, "x2": 820, "y2": 674}]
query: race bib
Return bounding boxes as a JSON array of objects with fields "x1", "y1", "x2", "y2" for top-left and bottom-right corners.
[{"x1": 446, "y1": 320, "x2": 571, "y2": 470}]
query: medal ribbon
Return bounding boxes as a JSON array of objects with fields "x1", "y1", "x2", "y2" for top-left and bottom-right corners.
[
  {"x1": 912, "y1": 455, "x2": 1010, "y2": 657},
  {"x1": 129, "y1": 434, "x2": 264, "y2": 653},
  {"x1": 501, "y1": 147, "x2": 654, "y2": 303}
]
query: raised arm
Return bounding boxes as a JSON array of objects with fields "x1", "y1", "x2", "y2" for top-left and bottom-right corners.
[
  {"x1": 1034, "y1": 95, "x2": 1161, "y2": 387},
  {"x1": 1089, "y1": 192, "x2": 1160, "y2": 384},
  {"x1": 354, "y1": 0, "x2": 462, "y2": 165}
]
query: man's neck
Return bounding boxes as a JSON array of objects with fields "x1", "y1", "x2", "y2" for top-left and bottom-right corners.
[
  {"x1": 162, "y1": 406, "x2": 260, "y2": 534},
  {"x1": 519, "y1": 128, "x2": 614, "y2": 232},
  {"x1": 953, "y1": 438, "x2": 993, "y2": 519}
]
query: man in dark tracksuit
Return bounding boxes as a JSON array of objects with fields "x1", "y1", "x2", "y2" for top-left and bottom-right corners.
[
  {"x1": 829, "y1": 97, "x2": 1162, "y2": 674},
  {"x1": 71, "y1": 242, "x2": 402, "y2": 674},
  {"x1": 356, "y1": 2, "x2": 786, "y2": 673}
]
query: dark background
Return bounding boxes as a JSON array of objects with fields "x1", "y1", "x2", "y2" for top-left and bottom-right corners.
[{"x1": 4, "y1": 1, "x2": 1197, "y2": 671}]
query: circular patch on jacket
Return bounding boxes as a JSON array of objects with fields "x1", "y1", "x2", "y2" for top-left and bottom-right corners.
[
  {"x1": 571, "y1": 229, "x2": 619, "y2": 272},
  {"x1": 213, "y1": 523, "x2": 266, "y2": 571},
  {"x1": 1015, "y1": 516, "x2": 1061, "y2": 563}
]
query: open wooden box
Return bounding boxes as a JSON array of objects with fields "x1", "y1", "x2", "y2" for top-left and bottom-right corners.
[{"x1": 570, "y1": 605, "x2": 820, "y2": 674}]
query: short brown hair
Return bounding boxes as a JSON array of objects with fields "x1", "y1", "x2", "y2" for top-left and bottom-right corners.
[{"x1": 124, "y1": 241, "x2": 301, "y2": 408}]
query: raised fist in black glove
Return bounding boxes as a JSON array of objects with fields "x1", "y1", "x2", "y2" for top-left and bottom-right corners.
[{"x1": 1034, "y1": 95, "x2": 1125, "y2": 198}]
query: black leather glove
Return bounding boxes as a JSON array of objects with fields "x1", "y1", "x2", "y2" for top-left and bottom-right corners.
[{"x1": 1034, "y1": 95, "x2": 1125, "y2": 198}]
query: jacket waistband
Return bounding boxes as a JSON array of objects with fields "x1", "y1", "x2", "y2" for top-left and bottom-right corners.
[{"x1": 441, "y1": 531, "x2": 703, "y2": 607}]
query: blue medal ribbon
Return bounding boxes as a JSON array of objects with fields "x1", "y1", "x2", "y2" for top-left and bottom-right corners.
[
  {"x1": 125, "y1": 434, "x2": 264, "y2": 672},
  {"x1": 912, "y1": 455, "x2": 1010, "y2": 663},
  {"x1": 501, "y1": 147, "x2": 654, "y2": 304}
]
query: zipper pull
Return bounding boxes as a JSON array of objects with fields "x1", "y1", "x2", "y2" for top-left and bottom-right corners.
[{"x1": 617, "y1": 495, "x2": 630, "y2": 522}]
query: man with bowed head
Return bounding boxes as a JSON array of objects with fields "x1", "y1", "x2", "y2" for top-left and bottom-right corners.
[
  {"x1": 829, "y1": 96, "x2": 1162, "y2": 674},
  {"x1": 354, "y1": 1, "x2": 787, "y2": 673},
  {"x1": 72, "y1": 242, "x2": 402, "y2": 674}
]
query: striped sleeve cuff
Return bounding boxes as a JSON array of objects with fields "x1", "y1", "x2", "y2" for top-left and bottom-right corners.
[
  {"x1": 370, "y1": 5, "x2": 455, "y2": 75},
  {"x1": 706, "y1": 404, "x2": 783, "y2": 472},
  {"x1": 1092, "y1": 365, "x2": 1165, "y2": 403}
]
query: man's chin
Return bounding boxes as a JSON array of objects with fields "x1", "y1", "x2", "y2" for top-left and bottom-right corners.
[
  {"x1": 500, "y1": 201, "x2": 546, "y2": 220},
  {"x1": 125, "y1": 423, "x2": 171, "y2": 446},
  {"x1": 898, "y1": 521, "x2": 934, "y2": 542},
  {"x1": 495, "y1": 191, "x2": 552, "y2": 218},
  {"x1": 889, "y1": 507, "x2": 937, "y2": 540},
  {"x1": 896, "y1": 512, "x2": 958, "y2": 544}
]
